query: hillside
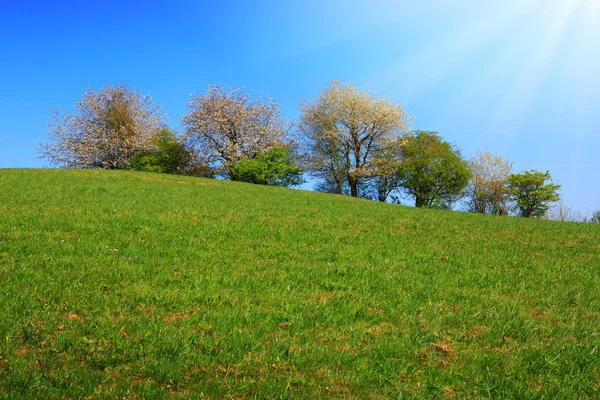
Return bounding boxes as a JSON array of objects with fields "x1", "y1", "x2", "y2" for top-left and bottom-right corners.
[{"x1": 1, "y1": 169, "x2": 599, "y2": 398}]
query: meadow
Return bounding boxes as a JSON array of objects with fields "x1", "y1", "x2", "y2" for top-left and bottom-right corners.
[{"x1": 1, "y1": 169, "x2": 599, "y2": 398}]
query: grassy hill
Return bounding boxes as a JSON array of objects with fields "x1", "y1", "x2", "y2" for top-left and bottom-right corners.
[{"x1": 1, "y1": 169, "x2": 599, "y2": 398}]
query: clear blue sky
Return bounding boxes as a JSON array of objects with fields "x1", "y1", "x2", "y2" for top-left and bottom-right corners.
[{"x1": 1, "y1": 0, "x2": 599, "y2": 213}]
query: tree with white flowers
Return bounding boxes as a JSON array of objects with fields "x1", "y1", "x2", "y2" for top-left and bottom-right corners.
[
  {"x1": 182, "y1": 84, "x2": 292, "y2": 178},
  {"x1": 40, "y1": 84, "x2": 164, "y2": 169},
  {"x1": 299, "y1": 80, "x2": 410, "y2": 198}
]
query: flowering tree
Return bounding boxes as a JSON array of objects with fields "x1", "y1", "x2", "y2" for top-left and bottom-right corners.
[
  {"x1": 39, "y1": 84, "x2": 164, "y2": 169},
  {"x1": 182, "y1": 84, "x2": 291, "y2": 178},
  {"x1": 299, "y1": 80, "x2": 410, "y2": 198},
  {"x1": 465, "y1": 151, "x2": 513, "y2": 215}
]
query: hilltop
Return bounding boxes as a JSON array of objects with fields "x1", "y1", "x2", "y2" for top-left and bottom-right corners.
[{"x1": 1, "y1": 169, "x2": 599, "y2": 398}]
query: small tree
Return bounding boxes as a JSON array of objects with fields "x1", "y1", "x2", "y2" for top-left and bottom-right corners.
[
  {"x1": 396, "y1": 131, "x2": 471, "y2": 208},
  {"x1": 40, "y1": 84, "x2": 164, "y2": 169},
  {"x1": 228, "y1": 147, "x2": 304, "y2": 187},
  {"x1": 546, "y1": 202, "x2": 587, "y2": 223},
  {"x1": 508, "y1": 170, "x2": 561, "y2": 218},
  {"x1": 465, "y1": 151, "x2": 513, "y2": 215},
  {"x1": 128, "y1": 128, "x2": 191, "y2": 174},
  {"x1": 591, "y1": 211, "x2": 600, "y2": 224},
  {"x1": 182, "y1": 84, "x2": 290, "y2": 178}
]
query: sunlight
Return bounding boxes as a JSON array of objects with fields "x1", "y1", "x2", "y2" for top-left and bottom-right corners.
[
  {"x1": 366, "y1": 0, "x2": 545, "y2": 98},
  {"x1": 487, "y1": 0, "x2": 577, "y2": 130},
  {"x1": 569, "y1": 0, "x2": 600, "y2": 136}
]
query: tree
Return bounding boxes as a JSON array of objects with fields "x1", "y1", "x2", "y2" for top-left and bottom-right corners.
[
  {"x1": 182, "y1": 84, "x2": 291, "y2": 178},
  {"x1": 396, "y1": 131, "x2": 471, "y2": 208},
  {"x1": 299, "y1": 80, "x2": 410, "y2": 198},
  {"x1": 365, "y1": 139, "x2": 405, "y2": 202},
  {"x1": 591, "y1": 211, "x2": 600, "y2": 224},
  {"x1": 507, "y1": 170, "x2": 561, "y2": 218},
  {"x1": 465, "y1": 151, "x2": 513, "y2": 215},
  {"x1": 546, "y1": 202, "x2": 587, "y2": 223},
  {"x1": 228, "y1": 147, "x2": 304, "y2": 187},
  {"x1": 128, "y1": 127, "x2": 192, "y2": 174},
  {"x1": 40, "y1": 84, "x2": 164, "y2": 169}
]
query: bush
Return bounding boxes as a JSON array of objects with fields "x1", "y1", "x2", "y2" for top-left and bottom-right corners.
[
  {"x1": 128, "y1": 128, "x2": 191, "y2": 174},
  {"x1": 229, "y1": 147, "x2": 303, "y2": 187}
]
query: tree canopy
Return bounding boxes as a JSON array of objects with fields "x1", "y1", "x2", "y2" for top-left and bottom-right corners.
[
  {"x1": 229, "y1": 147, "x2": 304, "y2": 187},
  {"x1": 465, "y1": 151, "x2": 513, "y2": 215},
  {"x1": 508, "y1": 170, "x2": 561, "y2": 218},
  {"x1": 299, "y1": 80, "x2": 410, "y2": 198},
  {"x1": 40, "y1": 84, "x2": 164, "y2": 169},
  {"x1": 396, "y1": 131, "x2": 471, "y2": 208},
  {"x1": 182, "y1": 84, "x2": 291, "y2": 178},
  {"x1": 127, "y1": 128, "x2": 192, "y2": 175}
]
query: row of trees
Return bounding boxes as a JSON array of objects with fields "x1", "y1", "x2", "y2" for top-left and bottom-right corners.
[{"x1": 41, "y1": 81, "x2": 576, "y2": 220}]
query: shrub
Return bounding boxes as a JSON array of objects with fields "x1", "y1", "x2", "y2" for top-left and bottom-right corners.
[
  {"x1": 128, "y1": 128, "x2": 191, "y2": 174},
  {"x1": 229, "y1": 147, "x2": 303, "y2": 187}
]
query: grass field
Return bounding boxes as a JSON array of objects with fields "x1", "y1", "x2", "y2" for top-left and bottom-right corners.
[{"x1": 1, "y1": 169, "x2": 599, "y2": 398}]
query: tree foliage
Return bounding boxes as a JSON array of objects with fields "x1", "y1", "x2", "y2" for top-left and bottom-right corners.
[
  {"x1": 465, "y1": 151, "x2": 513, "y2": 215},
  {"x1": 182, "y1": 84, "x2": 291, "y2": 178},
  {"x1": 128, "y1": 128, "x2": 192, "y2": 174},
  {"x1": 396, "y1": 131, "x2": 471, "y2": 208},
  {"x1": 40, "y1": 84, "x2": 164, "y2": 169},
  {"x1": 229, "y1": 147, "x2": 304, "y2": 187},
  {"x1": 299, "y1": 80, "x2": 410, "y2": 198},
  {"x1": 508, "y1": 170, "x2": 561, "y2": 218},
  {"x1": 591, "y1": 211, "x2": 600, "y2": 224}
]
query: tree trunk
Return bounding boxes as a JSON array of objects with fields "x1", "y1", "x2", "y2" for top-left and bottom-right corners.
[
  {"x1": 335, "y1": 177, "x2": 343, "y2": 195},
  {"x1": 348, "y1": 176, "x2": 358, "y2": 197}
]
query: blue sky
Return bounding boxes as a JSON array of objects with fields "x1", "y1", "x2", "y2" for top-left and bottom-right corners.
[{"x1": 1, "y1": 0, "x2": 599, "y2": 213}]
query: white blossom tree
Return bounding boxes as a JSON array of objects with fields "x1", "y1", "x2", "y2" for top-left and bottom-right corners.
[
  {"x1": 465, "y1": 151, "x2": 513, "y2": 215},
  {"x1": 299, "y1": 80, "x2": 410, "y2": 198},
  {"x1": 39, "y1": 84, "x2": 164, "y2": 169},
  {"x1": 182, "y1": 84, "x2": 291, "y2": 177}
]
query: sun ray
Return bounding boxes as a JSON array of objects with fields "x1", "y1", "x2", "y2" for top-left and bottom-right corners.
[
  {"x1": 485, "y1": 0, "x2": 579, "y2": 134},
  {"x1": 365, "y1": 0, "x2": 544, "y2": 98}
]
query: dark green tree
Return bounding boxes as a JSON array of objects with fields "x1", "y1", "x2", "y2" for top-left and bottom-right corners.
[
  {"x1": 591, "y1": 210, "x2": 600, "y2": 224},
  {"x1": 507, "y1": 170, "x2": 561, "y2": 218},
  {"x1": 396, "y1": 131, "x2": 471, "y2": 208},
  {"x1": 128, "y1": 128, "x2": 192, "y2": 174},
  {"x1": 229, "y1": 147, "x2": 304, "y2": 187}
]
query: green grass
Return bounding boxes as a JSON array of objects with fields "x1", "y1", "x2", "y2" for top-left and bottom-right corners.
[{"x1": 1, "y1": 169, "x2": 599, "y2": 399}]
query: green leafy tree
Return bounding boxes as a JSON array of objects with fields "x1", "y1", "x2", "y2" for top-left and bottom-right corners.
[
  {"x1": 507, "y1": 170, "x2": 561, "y2": 218},
  {"x1": 396, "y1": 131, "x2": 471, "y2": 208},
  {"x1": 128, "y1": 128, "x2": 191, "y2": 174},
  {"x1": 229, "y1": 147, "x2": 304, "y2": 187},
  {"x1": 591, "y1": 211, "x2": 600, "y2": 224}
]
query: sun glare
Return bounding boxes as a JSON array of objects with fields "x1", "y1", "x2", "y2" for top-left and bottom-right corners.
[{"x1": 583, "y1": 0, "x2": 600, "y2": 10}]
